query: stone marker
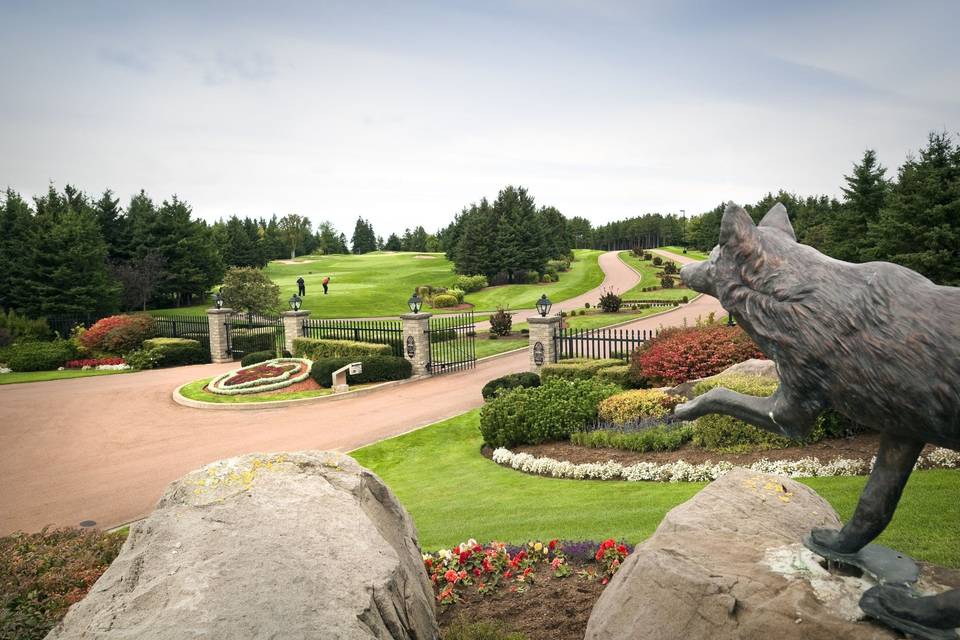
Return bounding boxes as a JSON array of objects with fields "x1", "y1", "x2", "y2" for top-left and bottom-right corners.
[
  {"x1": 47, "y1": 451, "x2": 438, "y2": 640},
  {"x1": 585, "y1": 468, "x2": 907, "y2": 640}
]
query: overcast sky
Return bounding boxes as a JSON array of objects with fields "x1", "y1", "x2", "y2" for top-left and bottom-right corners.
[{"x1": 2, "y1": 0, "x2": 958, "y2": 236}]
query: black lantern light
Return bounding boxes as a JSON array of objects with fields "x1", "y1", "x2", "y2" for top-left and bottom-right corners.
[
  {"x1": 536, "y1": 294, "x2": 552, "y2": 317},
  {"x1": 727, "y1": 313, "x2": 736, "y2": 327},
  {"x1": 289, "y1": 294, "x2": 302, "y2": 312},
  {"x1": 408, "y1": 290, "x2": 422, "y2": 314},
  {"x1": 214, "y1": 291, "x2": 223, "y2": 310}
]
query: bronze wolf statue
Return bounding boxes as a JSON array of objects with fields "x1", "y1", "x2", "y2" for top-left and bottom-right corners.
[{"x1": 673, "y1": 202, "x2": 960, "y2": 632}]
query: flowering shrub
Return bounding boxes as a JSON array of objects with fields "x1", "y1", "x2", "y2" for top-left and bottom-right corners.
[
  {"x1": 630, "y1": 325, "x2": 762, "y2": 385},
  {"x1": 489, "y1": 307, "x2": 512, "y2": 337},
  {"x1": 207, "y1": 358, "x2": 312, "y2": 395},
  {"x1": 490, "y1": 446, "x2": 960, "y2": 481},
  {"x1": 597, "y1": 290, "x2": 622, "y2": 313},
  {"x1": 66, "y1": 357, "x2": 126, "y2": 369},
  {"x1": 422, "y1": 538, "x2": 629, "y2": 605},
  {"x1": 80, "y1": 315, "x2": 154, "y2": 354},
  {"x1": 0, "y1": 527, "x2": 125, "y2": 640}
]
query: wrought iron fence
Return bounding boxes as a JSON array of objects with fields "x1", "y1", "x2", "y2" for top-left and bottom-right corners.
[
  {"x1": 426, "y1": 311, "x2": 476, "y2": 375},
  {"x1": 554, "y1": 326, "x2": 658, "y2": 362},
  {"x1": 224, "y1": 314, "x2": 285, "y2": 360},
  {"x1": 152, "y1": 315, "x2": 211, "y2": 353},
  {"x1": 301, "y1": 318, "x2": 404, "y2": 357}
]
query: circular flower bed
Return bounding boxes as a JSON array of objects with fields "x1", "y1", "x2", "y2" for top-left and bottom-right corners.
[{"x1": 207, "y1": 358, "x2": 312, "y2": 395}]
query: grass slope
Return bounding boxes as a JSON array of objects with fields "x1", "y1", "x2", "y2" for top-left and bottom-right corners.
[
  {"x1": 618, "y1": 252, "x2": 696, "y2": 301},
  {"x1": 658, "y1": 245, "x2": 710, "y2": 261},
  {"x1": 153, "y1": 250, "x2": 603, "y2": 318},
  {"x1": 351, "y1": 410, "x2": 960, "y2": 566}
]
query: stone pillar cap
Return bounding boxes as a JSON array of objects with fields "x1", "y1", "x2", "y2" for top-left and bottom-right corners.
[
  {"x1": 527, "y1": 315, "x2": 561, "y2": 324},
  {"x1": 401, "y1": 312, "x2": 433, "y2": 320},
  {"x1": 207, "y1": 307, "x2": 234, "y2": 314}
]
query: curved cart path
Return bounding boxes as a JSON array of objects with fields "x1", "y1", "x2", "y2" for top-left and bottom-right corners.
[{"x1": 0, "y1": 253, "x2": 724, "y2": 536}]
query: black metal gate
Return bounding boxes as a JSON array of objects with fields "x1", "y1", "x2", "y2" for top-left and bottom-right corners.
[
  {"x1": 153, "y1": 314, "x2": 211, "y2": 354},
  {"x1": 426, "y1": 311, "x2": 476, "y2": 375},
  {"x1": 301, "y1": 318, "x2": 404, "y2": 357},
  {"x1": 224, "y1": 314, "x2": 285, "y2": 361},
  {"x1": 554, "y1": 326, "x2": 657, "y2": 362}
]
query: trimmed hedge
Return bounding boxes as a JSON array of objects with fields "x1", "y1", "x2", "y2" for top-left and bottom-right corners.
[
  {"x1": 596, "y1": 364, "x2": 631, "y2": 388},
  {"x1": 570, "y1": 425, "x2": 694, "y2": 453},
  {"x1": 540, "y1": 358, "x2": 623, "y2": 382},
  {"x1": 479, "y1": 378, "x2": 621, "y2": 447},
  {"x1": 454, "y1": 274, "x2": 488, "y2": 293},
  {"x1": 0, "y1": 340, "x2": 77, "y2": 372},
  {"x1": 141, "y1": 337, "x2": 208, "y2": 367},
  {"x1": 481, "y1": 372, "x2": 541, "y2": 400},
  {"x1": 240, "y1": 350, "x2": 278, "y2": 367},
  {"x1": 230, "y1": 331, "x2": 278, "y2": 356},
  {"x1": 309, "y1": 355, "x2": 412, "y2": 388},
  {"x1": 597, "y1": 389, "x2": 681, "y2": 425},
  {"x1": 431, "y1": 293, "x2": 459, "y2": 308},
  {"x1": 293, "y1": 337, "x2": 392, "y2": 360}
]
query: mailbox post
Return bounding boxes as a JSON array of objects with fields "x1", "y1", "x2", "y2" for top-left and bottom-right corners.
[{"x1": 331, "y1": 362, "x2": 362, "y2": 394}]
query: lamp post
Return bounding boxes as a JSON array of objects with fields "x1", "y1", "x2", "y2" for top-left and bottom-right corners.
[
  {"x1": 536, "y1": 294, "x2": 552, "y2": 317},
  {"x1": 214, "y1": 291, "x2": 223, "y2": 310},
  {"x1": 408, "y1": 290, "x2": 422, "y2": 314},
  {"x1": 289, "y1": 294, "x2": 302, "y2": 312},
  {"x1": 727, "y1": 313, "x2": 736, "y2": 327}
]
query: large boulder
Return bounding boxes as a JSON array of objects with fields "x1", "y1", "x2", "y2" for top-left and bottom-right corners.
[
  {"x1": 48, "y1": 451, "x2": 438, "y2": 640},
  {"x1": 585, "y1": 467, "x2": 901, "y2": 640},
  {"x1": 670, "y1": 358, "x2": 778, "y2": 399}
]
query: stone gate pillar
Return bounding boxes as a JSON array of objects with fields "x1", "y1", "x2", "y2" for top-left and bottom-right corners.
[
  {"x1": 527, "y1": 315, "x2": 561, "y2": 374},
  {"x1": 207, "y1": 307, "x2": 234, "y2": 364},
  {"x1": 401, "y1": 312, "x2": 432, "y2": 378},
  {"x1": 281, "y1": 310, "x2": 310, "y2": 355}
]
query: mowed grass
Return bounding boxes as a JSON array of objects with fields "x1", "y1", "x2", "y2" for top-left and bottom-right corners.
[
  {"x1": 658, "y1": 245, "x2": 710, "y2": 261},
  {"x1": 0, "y1": 368, "x2": 133, "y2": 385},
  {"x1": 618, "y1": 252, "x2": 696, "y2": 301},
  {"x1": 153, "y1": 250, "x2": 604, "y2": 318},
  {"x1": 351, "y1": 410, "x2": 960, "y2": 566},
  {"x1": 178, "y1": 377, "x2": 337, "y2": 403},
  {"x1": 462, "y1": 250, "x2": 604, "y2": 312}
]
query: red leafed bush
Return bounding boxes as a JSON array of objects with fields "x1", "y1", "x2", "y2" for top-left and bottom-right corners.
[
  {"x1": 65, "y1": 357, "x2": 126, "y2": 369},
  {"x1": 80, "y1": 315, "x2": 154, "y2": 354},
  {"x1": 630, "y1": 325, "x2": 763, "y2": 385},
  {"x1": 0, "y1": 527, "x2": 125, "y2": 640}
]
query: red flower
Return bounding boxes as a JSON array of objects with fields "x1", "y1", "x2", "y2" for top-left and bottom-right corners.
[
  {"x1": 548, "y1": 539, "x2": 557, "y2": 550},
  {"x1": 473, "y1": 568, "x2": 482, "y2": 577},
  {"x1": 522, "y1": 567, "x2": 532, "y2": 577},
  {"x1": 458, "y1": 550, "x2": 471, "y2": 565},
  {"x1": 617, "y1": 545, "x2": 628, "y2": 555},
  {"x1": 444, "y1": 569, "x2": 458, "y2": 583}
]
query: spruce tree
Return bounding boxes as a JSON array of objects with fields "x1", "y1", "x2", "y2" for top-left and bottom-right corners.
[
  {"x1": 0, "y1": 189, "x2": 38, "y2": 313},
  {"x1": 384, "y1": 233, "x2": 402, "y2": 251},
  {"x1": 93, "y1": 189, "x2": 128, "y2": 263},
  {"x1": 831, "y1": 149, "x2": 888, "y2": 262}
]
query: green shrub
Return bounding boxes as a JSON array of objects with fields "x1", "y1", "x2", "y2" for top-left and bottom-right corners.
[
  {"x1": 598, "y1": 290, "x2": 622, "y2": 312},
  {"x1": 540, "y1": 358, "x2": 622, "y2": 382},
  {"x1": 660, "y1": 275, "x2": 675, "y2": 289},
  {"x1": 652, "y1": 256, "x2": 663, "y2": 266},
  {"x1": 454, "y1": 274, "x2": 488, "y2": 293},
  {"x1": 0, "y1": 340, "x2": 77, "y2": 371},
  {"x1": 479, "y1": 378, "x2": 621, "y2": 447},
  {"x1": 522, "y1": 270, "x2": 540, "y2": 284},
  {"x1": 240, "y1": 350, "x2": 278, "y2": 367},
  {"x1": 429, "y1": 328, "x2": 458, "y2": 343},
  {"x1": 0, "y1": 309, "x2": 51, "y2": 343},
  {"x1": 81, "y1": 315, "x2": 155, "y2": 354},
  {"x1": 449, "y1": 288, "x2": 466, "y2": 303},
  {"x1": 547, "y1": 258, "x2": 570, "y2": 273},
  {"x1": 489, "y1": 307, "x2": 512, "y2": 337},
  {"x1": 229, "y1": 331, "x2": 278, "y2": 356},
  {"x1": 691, "y1": 375, "x2": 804, "y2": 450},
  {"x1": 141, "y1": 337, "x2": 208, "y2": 367},
  {"x1": 432, "y1": 293, "x2": 459, "y2": 308},
  {"x1": 598, "y1": 388, "x2": 680, "y2": 424},
  {"x1": 293, "y1": 337, "x2": 392, "y2": 360},
  {"x1": 125, "y1": 347, "x2": 163, "y2": 370},
  {"x1": 571, "y1": 425, "x2": 694, "y2": 452},
  {"x1": 596, "y1": 364, "x2": 632, "y2": 387},
  {"x1": 481, "y1": 372, "x2": 541, "y2": 400},
  {"x1": 309, "y1": 355, "x2": 412, "y2": 388},
  {"x1": 0, "y1": 527, "x2": 125, "y2": 640}
]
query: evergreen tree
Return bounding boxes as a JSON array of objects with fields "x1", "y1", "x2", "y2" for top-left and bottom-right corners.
[
  {"x1": 408, "y1": 226, "x2": 429, "y2": 252},
  {"x1": 351, "y1": 218, "x2": 377, "y2": 254},
  {"x1": 149, "y1": 196, "x2": 224, "y2": 306},
  {"x1": 337, "y1": 233, "x2": 349, "y2": 254},
  {"x1": 384, "y1": 233, "x2": 402, "y2": 251},
  {"x1": 836, "y1": 149, "x2": 888, "y2": 262},
  {"x1": 93, "y1": 189, "x2": 127, "y2": 262},
  {"x1": 279, "y1": 213, "x2": 312, "y2": 259},
  {"x1": 0, "y1": 189, "x2": 38, "y2": 313},
  {"x1": 866, "y1": 132, "x2": 960, "y2": 285},
  {"x1": 567, "y1": 216, "x2": 593, "y2": 249}
]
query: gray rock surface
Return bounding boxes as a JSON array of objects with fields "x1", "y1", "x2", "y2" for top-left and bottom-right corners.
[
  {"x1": 585, "y1": 467, "x2": 899, "y2": 640},
  {"x1": 47, "y1": 451, "x2": 438, "y2": 640},
  {"x1": 670, "y1": 358, "x2": 778, "y2": 398}
]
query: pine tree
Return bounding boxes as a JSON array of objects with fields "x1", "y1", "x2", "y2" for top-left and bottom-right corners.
[
  {"x1": 149, "y1": 197, "x2": 224, "y2": 306},
  {"x1": 866, "y1": 132, "x2": 960, "y2": 285},
  {"x1": 0, "y1": 189, "x2": 38, "y2": 313},
  {"x1": 830, "y1": 149, "x2": 888, "y2": 262},
  {"x1": 351, "y1": 218, "x2": 377, "y2": 254},
  {"x1": 93, "y1": 189, "x2": 127, "y2": 263},
  {"x1": 384, "y1": 233, "x2": 402, "y2": 251}
]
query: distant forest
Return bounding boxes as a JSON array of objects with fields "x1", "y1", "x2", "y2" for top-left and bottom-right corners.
[{"x1": 1, "y1": 131, "x2": 956, "y2": 318}]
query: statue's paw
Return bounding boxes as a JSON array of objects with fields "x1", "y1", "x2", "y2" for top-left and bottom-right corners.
[
  {"x1": 671, "y1": 398, "x2": 700, "y2": 422},
  {"x1": 809, "y1": 527, "x2": 864, "y2": 555}
]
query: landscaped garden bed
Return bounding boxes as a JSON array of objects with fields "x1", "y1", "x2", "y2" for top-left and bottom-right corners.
[{"x1": 207, "y1": 358, "x2": 312, "y2": 395}]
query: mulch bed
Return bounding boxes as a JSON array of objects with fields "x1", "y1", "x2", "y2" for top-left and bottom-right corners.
[
  {"x1": 497, "y1": 432, "x2": 941, "y2": 468},
  {"x1": 203, "y1": 377, "x2": 322, "y2": 396},
  {"x1": 438, "y1": 558, "x2": 605, "y2": 640}
]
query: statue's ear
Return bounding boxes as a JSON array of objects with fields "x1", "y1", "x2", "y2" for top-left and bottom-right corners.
[
  {"x1": 758, "y1": 203, "x2": 796, "y2": 241},
  {"x1": 719, "y1": 202, "x2": 758, "y2": 249}
]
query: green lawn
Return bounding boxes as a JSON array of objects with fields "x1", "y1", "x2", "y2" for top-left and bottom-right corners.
[
  {"x1": 351, "y1": 410, "x2": 960, "y2": 566},
  {"x1": 0, "y1": 368, "x2": 134, "y2": 385},
  {"x1": 152, "y1": 250, "x2": 603, "y2": 319},
  {"x1": 475, "y1": 336, "x2": 528, "y2": 359},
  {"x1": 658, "y1": 245, "x2": 710, "y2": 261},
  {"x1": 618, "y1": 252, "x2": 696, "y2": 301},
  {"x1": 460, "y1": 250, "x2": 604, "y2": 312}
]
